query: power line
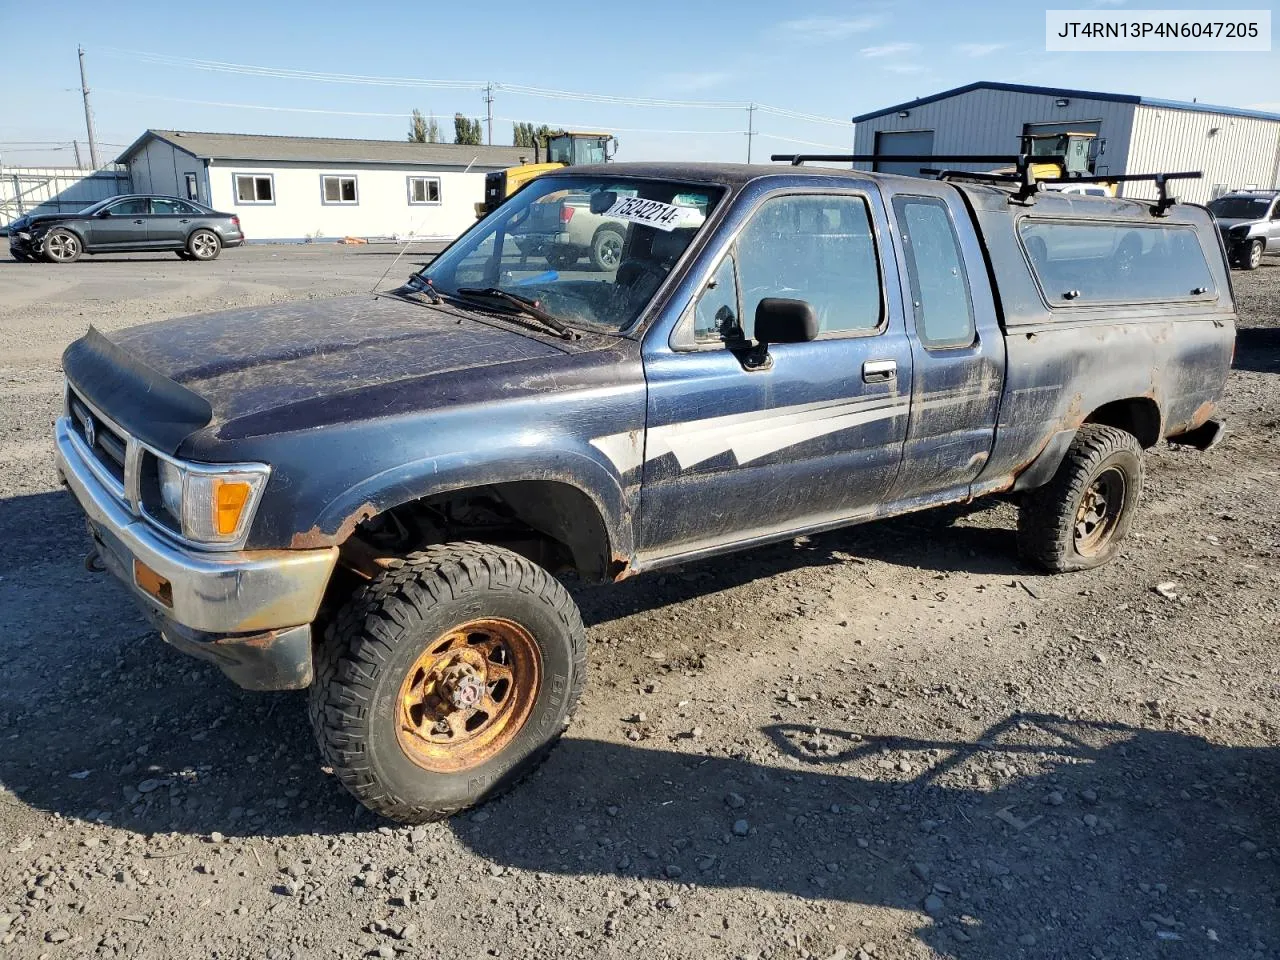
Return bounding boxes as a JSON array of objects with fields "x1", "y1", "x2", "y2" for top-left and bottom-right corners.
[
  {"x1": 100, "y1": 48, "x2": 851, "y2": 126},
  {"x1": 98, "y1": 89, "x2": 411, "y2": 118}
]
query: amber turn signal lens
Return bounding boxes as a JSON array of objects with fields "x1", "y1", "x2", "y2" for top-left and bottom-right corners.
[
  {"x1": 212, "y1": 478, "x2": 253, "y2": 536},
  {"x1": 133, "y1": 559, "x2": 173, "y2": 607}
]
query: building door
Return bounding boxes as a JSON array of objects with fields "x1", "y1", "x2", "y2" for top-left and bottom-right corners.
[
  {"x1": 873, "y1": 130, "x2": 935, "y2": 177},
  {"x1": 184, "y1": 173, "x2": 199, "y2": 202}
]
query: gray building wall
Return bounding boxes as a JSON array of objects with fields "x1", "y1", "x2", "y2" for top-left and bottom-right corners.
[
  {"x1": 1126, "y1": 105, "x2": 1280, "y2": 204},
  {"x1": 852, "y1": 88, "x2": 1137, "y2": 176},
  {"x1": 127, "y1": 139, "x2": 211, "y2": 205}
]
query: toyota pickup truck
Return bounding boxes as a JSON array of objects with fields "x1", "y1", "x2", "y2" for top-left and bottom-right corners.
[{"x1": 55, "y1": 162, "x2": 1234, "y2": 823}]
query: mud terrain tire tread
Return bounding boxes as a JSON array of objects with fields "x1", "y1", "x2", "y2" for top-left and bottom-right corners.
[
  {"x1": 1017, "y1": 424, "x2": 1144, "y2": 573},
  {"x1": 308, "y1": 542, "x2": 585, "y2": 823}
]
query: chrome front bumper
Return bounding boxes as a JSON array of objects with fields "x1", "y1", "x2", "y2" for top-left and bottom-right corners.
[{"x1": 54, "y1": 416, "x2": 337, "y2": 637}]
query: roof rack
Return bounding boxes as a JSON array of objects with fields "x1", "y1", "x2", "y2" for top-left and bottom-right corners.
[{"x1": 770, "y1": 153, "x2": 1202, "y2": 213}]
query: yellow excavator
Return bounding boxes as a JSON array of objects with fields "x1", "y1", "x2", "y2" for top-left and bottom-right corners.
[
  {"x1": 477, "y1": 131, "x2": 617, "y2": 217},
  {"x1": 1015, "y1": 131, "x2": 1116, "y2": 195}
]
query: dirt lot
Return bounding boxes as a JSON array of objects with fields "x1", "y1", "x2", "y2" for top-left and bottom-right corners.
[{"x1": 0, "y1": 243, "x2": 1277, "y2": 960}]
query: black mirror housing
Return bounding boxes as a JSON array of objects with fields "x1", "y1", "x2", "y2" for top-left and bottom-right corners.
[
  {"x1": 97, "y1": 209, "x2": 112, "y2": 217},
  {"x1": 754, "y1": 298, "x2": 819, "y2": 345},
  {"x1": 589, "y1": 191, "x2": 617, "y2": 215}
]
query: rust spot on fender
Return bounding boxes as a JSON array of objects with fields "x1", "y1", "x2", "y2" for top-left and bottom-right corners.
[
  {"x1": 290, "y1": 501, "x2": 379, "y2": 549},
  {"x1": 609, "y1": 554, "x2": 637, "y2": 582}
]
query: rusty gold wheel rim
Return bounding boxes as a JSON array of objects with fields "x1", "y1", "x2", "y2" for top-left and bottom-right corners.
[
  {"x1": 396, "y1": 618, "x2": 542, "y2": 773},
  {"x1": 1074, "y1": 466, "x2": 1126, "y2": 556}
]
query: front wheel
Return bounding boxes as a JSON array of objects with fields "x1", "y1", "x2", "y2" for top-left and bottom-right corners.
[
  {"x1": 187, "y1": 229, "x2": 221, "y2": 261},
  {"x1": 1239, "y1": 239, "x2": 1264, "y2": 271},
  {"x1": 1017, "y1": 424, "x2": 1144, "y2": 572},
  {"x1": 309, "y1": 543, "x2": 586, "y2": 823},
  {"x1": 42, "y1": 229, "x2": 82, "y2": 263}
]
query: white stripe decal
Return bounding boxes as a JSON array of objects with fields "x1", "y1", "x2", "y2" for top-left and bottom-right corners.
[{"x1": 589, "y1": 388, "x2": 993, "y2": 475}]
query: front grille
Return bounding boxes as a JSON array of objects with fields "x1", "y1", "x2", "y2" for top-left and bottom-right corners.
[{"x1": 68, "y1": 389, "x2": 129, "y2": 486}]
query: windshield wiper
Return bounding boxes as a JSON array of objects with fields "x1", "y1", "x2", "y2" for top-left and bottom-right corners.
[{"x1": 455, "y1": 287, "x2": 579, "y2": 341}]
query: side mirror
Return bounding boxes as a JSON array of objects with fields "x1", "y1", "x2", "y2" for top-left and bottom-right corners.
[
  {"x1": 737, "y1": 298, "x2": 818, "y2": 370},
  {"x1": 755, "y1": 297, "x2": 819, "y2": 344},
  {"x1": 97, "y1": 209, "x2": 112, "y2": 218}
]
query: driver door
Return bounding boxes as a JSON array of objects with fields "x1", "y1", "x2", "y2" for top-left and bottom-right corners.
[
  {"x1": 89, "y1": 198, "x2": 151, "y2": 248},
  {"x1": 638, "y1": 190, "x2": 911, "y2": 562}
]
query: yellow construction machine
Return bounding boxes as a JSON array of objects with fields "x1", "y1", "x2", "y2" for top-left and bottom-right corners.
[
  {"x1": 477, "y1": 131, "x2": 617, "y2": 217},
  {"x1": 1017, "y1": 131, "x2": 1116, "y2": 195}
]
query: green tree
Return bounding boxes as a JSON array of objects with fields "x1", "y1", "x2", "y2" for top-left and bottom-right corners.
[
  {"x1": 409, "y1": 109, "x2": 443, "y2": 143},
  {"x1": 454, "y1": 114, "x2": 483, "y2": 146},
  {"x1": 408, "y1": 108, "x2": 428, "y2": 143}
]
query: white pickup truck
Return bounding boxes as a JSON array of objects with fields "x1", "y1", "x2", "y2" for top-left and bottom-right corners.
[{"x1": 509, "y1": 191, "x2": 628, "y2": 271}]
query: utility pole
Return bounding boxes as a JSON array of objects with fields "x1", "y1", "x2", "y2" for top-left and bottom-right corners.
[
  {"x1": 72, "y1": 141, "x2": 83, "y2": 169},
  {"x1": 484, "y1": 83, "x2": 494, "y2": 146},
  {"x1": 745, "y1": 103, "x2": 757, "y2": 164},
  {"x1": 78, "y1": 45, "x2": 101, "y2": 169}
]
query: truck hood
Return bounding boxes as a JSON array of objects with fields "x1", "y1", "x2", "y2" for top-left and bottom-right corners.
[
  {"x1": 101, "y1": 295, "x2": 572, "y2": 434},
  {"x1": 1214, "y1": 217, "x2": 1262, "y2": 231}
]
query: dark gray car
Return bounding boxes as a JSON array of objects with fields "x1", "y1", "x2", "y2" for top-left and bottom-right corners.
[
  {"x1": 7, "y1": 195, "x2": 245, "y2": 264},
  {"x1": 1208, "y1": 189, "x2": 1280, "y2": 270}
]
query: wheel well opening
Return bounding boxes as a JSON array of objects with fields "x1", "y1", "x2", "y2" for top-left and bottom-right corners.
[
  {"x1": 1084, "y1": 397, "x2": 1162, "y2": 448},
  {"x1": 332, "y1": 481, "x2": 613, "y2": 584}
]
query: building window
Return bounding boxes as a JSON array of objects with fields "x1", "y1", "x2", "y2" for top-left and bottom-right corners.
[
  {"x1": 322, "y1": 175, "x2": 358, "y2": 204},
  {"x1": 407, "y1": 176, "x2": 441, "y2": 205},
  {"x1": 234, "y1": 174, "x2": 274, "y2": 204}
]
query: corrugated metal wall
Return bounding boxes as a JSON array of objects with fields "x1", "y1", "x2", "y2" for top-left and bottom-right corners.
[
  {"x1": 0, "y1": 167, "x2": 132, "y2": 228},
  {"x1": 1126, "y1": 106, "x2": 1280, "y2": 204},
  {"x1": 852, "y1": 89, "x2": 1136, "y2": 176}
]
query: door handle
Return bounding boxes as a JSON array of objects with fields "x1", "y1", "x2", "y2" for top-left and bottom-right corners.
[
  {"x1": 862, "y1": 359, "x2": 897, "y2": 383},
  {"x1": 179, "y1": 219, "x2": 190, "y2": 224},
  {"x1": 132, "y1": 219, "x2": 145, "y2": 224}
]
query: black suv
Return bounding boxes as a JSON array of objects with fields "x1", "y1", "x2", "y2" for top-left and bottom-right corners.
[{"x1": 8, "y1": 195, "x2": 245, "y2": 263}]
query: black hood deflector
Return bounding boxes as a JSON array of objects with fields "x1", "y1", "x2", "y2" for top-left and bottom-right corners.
[{"x1": 62, "y1": 326, "x2": 213, "y2": 456}]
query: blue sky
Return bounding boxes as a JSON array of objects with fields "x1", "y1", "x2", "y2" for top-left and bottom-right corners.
[{"x1": 1, "y1": 0, "x2": 1275, "y2": 167}]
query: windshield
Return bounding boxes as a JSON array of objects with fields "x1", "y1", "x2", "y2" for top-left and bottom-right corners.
[
  {"x1": 417, "y1": 176, "x2": 724, "y2": 333},
  {"x1": 547, "y1": 136, "x2": 609, "y2": 166},
  {"x1": 1208, "y1": 196, "x2": 1271, "y2": 219}
]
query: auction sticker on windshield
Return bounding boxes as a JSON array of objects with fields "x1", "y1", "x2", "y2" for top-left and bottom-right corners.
[{"x1": 605, "y1": 197, "x2": 698, "y2": 232}]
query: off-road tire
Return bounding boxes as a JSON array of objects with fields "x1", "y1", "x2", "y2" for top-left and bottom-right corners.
[
  {"x1": 590, "y1": 228, "x2": 624, "y2": 272},
  {"x1": 187, "y1": 229, "x2": 221, "y2": 261},
  {"x1": 1017, "y1": 424, "x2": 1144, "y2": 573},
  {"x1": 1240, "y1": 239, "x2": 1264, "y2": 271},
  {"x1": 42, "y1": 229, "x2": 82, "y2": 263},
  {"x1": 308, "y1": 542, "x2": 586, "y2": 823}
]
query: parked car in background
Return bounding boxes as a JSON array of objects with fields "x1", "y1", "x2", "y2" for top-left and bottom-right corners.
[
  {"x1": 1208, "y1": 189, "x2": 1279, "y2": 270},
  {"x1": 510, "y1": 189, "x2": 629, "y2": 271},
  {"x1": 7, "y1": 195, "x2": 244, "y2": 264}
]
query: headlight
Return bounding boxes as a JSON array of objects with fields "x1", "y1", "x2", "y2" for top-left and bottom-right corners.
[{"x1": 152, "y1": 457, "x2": 269, "y2": 545}]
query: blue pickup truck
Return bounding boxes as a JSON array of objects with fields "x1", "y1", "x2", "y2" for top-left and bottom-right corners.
[{"x1": 56, "y1": 162, "x2": 1234, "y2": 822}]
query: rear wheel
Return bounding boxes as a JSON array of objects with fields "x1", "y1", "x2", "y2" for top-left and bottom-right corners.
[
  {"x1": 42, "y1": 229, "x2": 82, "y2": 263},
  {"x1": 590, "y1": 229, "x2": 624, "y2": 272},
  {"x1": 187, "y1": 229, "x2": 221, "y2": 261},
  {"x1": 308, "y1": 542, "x2": 586, "y2": 823},
  {"x1": 1017, "y1": 424, "x2": 1144, "y2": 572}
]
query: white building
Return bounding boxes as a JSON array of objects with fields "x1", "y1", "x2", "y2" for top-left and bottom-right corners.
[
  {"x1": 117, "y1": 130, "x2": 533, "y2": 242},
  {"x1": 851, "y1": 82, "x2": 1280, "y2": 204}
]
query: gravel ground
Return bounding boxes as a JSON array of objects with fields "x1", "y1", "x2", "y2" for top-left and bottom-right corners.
[{"x1": 0, "y1": 243, "x2": 1277, "y2": 960}]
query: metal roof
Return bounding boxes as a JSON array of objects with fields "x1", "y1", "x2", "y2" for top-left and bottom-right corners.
[
  {"x1": 117, "y1": 130, "x2": 534, "y2": 168},
  {"x1": 850, "y1": 81, "x2": 1280, "y2": 125}
]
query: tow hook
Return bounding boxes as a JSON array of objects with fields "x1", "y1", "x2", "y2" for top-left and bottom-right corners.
[{"x1": 84, "y1": 549, "x2": 106, "y2": 573}]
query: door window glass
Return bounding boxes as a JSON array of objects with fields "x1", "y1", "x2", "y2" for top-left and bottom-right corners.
[
  {"x1": 107, "y1": 198, "x2": 149, "y2": 216},
  {"x1": 734, "y1": 194, "x2": 882, "y2": 338},
  {"x1": 151, "y1": 199, "x2": 198, "y2": 215},
  {"x1": 892, "y1": 196, "x2": 975, "y2": 349},
  {"x1": 693, "y1": 255, "x2": 742, "y2": 342}
]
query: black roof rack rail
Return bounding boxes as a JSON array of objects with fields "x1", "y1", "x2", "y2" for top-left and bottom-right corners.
[
  {"x1": 769, "y1": 154, "x2": 1202, "y2": 213},
  {"x1": 771, "y1": 153, "x2": 1020, "y2": 166}
]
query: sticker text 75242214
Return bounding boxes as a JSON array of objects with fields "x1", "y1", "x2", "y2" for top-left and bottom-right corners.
[{"x1": 605, "y1": 197, "x2": 696, "y2": 232}]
